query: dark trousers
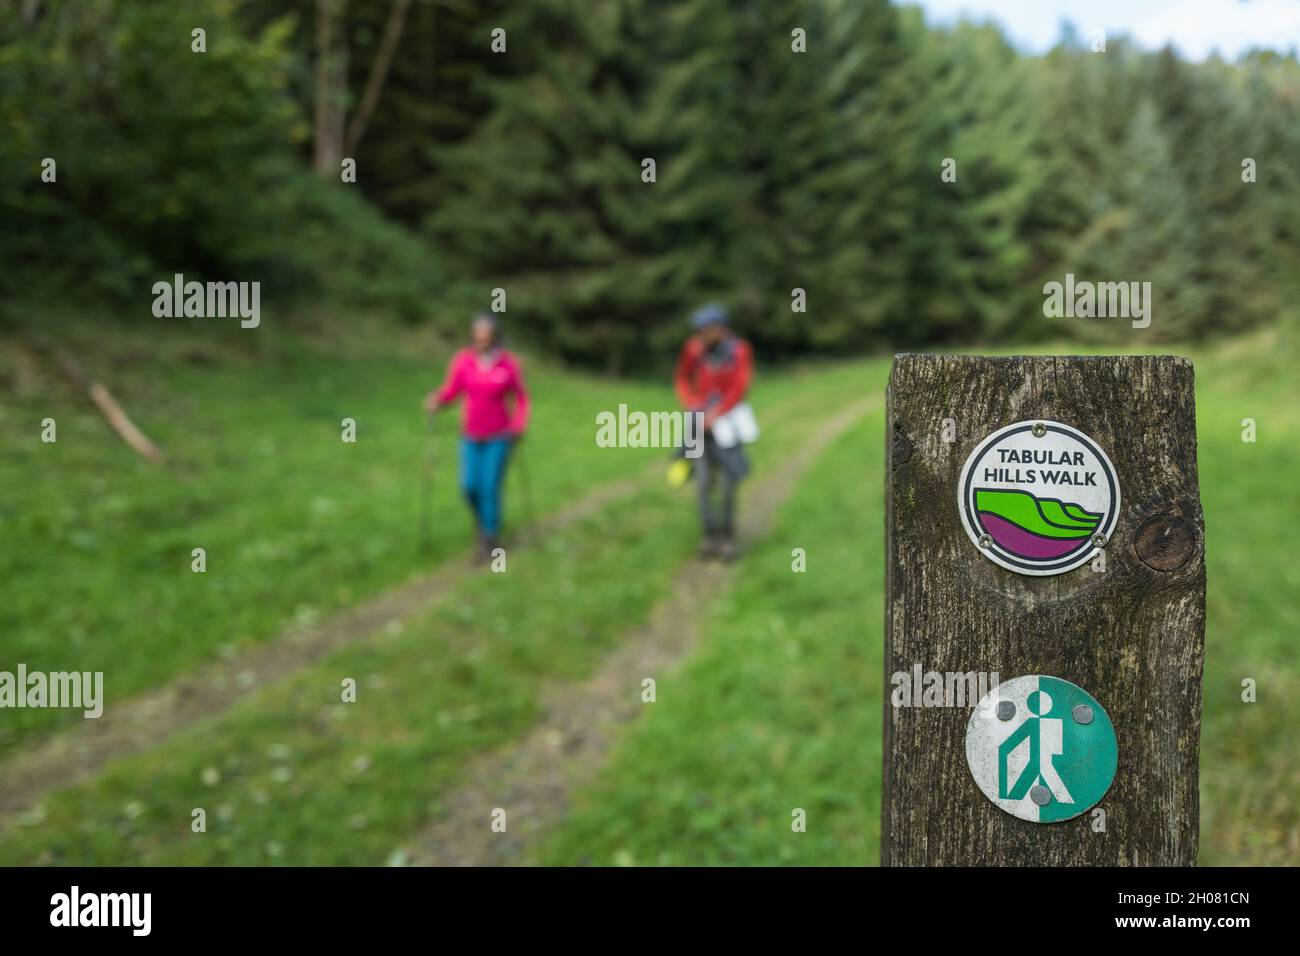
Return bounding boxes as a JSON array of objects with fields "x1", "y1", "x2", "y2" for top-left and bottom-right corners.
[{"x1": 697, "y1": 434, "x2": 749, "y2": 535}]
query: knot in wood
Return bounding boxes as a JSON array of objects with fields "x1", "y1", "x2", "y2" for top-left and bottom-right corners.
[{"x1": 1134, "y1": 514, "x2": 1196, "y2": 572}]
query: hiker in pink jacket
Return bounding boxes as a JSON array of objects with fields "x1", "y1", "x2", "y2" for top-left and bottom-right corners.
[{"x1": 424, "y1": 314, "x2": 530, "y2": 560}]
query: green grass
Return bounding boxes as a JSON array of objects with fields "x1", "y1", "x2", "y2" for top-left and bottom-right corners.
[
  {"x1": 1, "y1": 316, "x2": 1297, "y2": 865},
  {"x1": 1190, "y1": 328, "x2": 1300, "y2": 865},
  {"x1": 0, "y1": 481, "x2": 693, "y2": 864},
  {"x1": 0, "y1": 322, "x2": 651, "y2": 750},
  {"x1": 0, "y1": 332, "x2": 874, "y2": 864},
  {"x1": 0, "y1": 316, "x2": 864, "y2": 752},
  {"x1": 537, "y1": 395, "x2": 886, "y2": 866},
  {"x1": 535, "y1": 328, "x2": 1300, "y2": 866}
]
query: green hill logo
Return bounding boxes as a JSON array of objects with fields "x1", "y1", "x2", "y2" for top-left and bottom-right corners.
[{"x1": 958, "y1": 420, "x2": 1119, "y2": 576}]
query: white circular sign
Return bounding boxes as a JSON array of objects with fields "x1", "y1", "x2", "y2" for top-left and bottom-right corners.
[
  {"x1": 965, "y1": 675, "x2": 1118, "y2": 824},
  {"x1": 957, "y1": 420, "x2": 1119, "y2": 576}
]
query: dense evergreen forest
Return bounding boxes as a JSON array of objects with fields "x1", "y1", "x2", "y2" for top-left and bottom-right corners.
[{"x1": 3, "y1": 0, "x2": 1297, "y2": 366}]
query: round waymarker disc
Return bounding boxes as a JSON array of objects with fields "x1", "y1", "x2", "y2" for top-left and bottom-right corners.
[
  {"x1": 958, "y1": 420, "x2": 1120, "y2": 576},
  {"x1": 965, "y1": 675, "x2": 1117, "y2": 824}
]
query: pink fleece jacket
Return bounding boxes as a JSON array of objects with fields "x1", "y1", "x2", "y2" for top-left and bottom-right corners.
[{"x1": 433, "y1": 348, "x2": 530, "y2": 439}]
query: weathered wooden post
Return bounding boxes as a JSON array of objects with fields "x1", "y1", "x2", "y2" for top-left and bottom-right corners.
[{"x1": 883, "y1": 355, "x2": 1205, "y2": 866}]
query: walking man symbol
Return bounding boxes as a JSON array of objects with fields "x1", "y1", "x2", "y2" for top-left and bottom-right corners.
[
  {"x1": 966, "y1": 675, "x2": 1118, "y2": 823},
  {"x1": 998, "y1": 689, "x2": 1072, "y2": 804}
]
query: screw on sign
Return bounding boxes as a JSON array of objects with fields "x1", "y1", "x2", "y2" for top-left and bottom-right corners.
[{"x1": 965, "y1": 676, "x2": 1117, "y2": 824}]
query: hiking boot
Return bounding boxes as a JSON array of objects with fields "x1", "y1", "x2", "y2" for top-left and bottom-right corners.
[
  {"x1": 698, "y1": 533, "x2": 721, "y2": 560},
  {"x1": 717, "y1": 534, "x2": 739, "y2": 563},
  {"x1": 475, "y1": 532, "x2": 496, "y2": 564}
]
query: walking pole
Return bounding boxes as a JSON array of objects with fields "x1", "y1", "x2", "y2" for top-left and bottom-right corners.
[
  {"x1": 417, "y1": 412, "x2": 436, "y2": 554},
  {"x1": 513, "y1": 435, "x2": 537, "y2": 546}
]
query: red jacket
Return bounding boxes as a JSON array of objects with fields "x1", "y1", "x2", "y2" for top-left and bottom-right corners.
[{"x1": 674, "y1": 334, "x2": 752, "y2": 416}]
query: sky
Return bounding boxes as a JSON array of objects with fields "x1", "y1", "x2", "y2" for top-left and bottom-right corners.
[{"x1": 901, "y1": 0, "x2": 1300, "y2": 60}]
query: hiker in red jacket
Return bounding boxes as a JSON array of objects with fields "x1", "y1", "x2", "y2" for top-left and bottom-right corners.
[
  {"x1": 674, "y1": 303, "x2": 754, "y2": 561},
  {"x1": 425, "y1": 313, "x2": 530, "y2": 561}
]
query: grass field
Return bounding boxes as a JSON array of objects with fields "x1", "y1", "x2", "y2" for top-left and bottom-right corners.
[
  {"x1": 0, "y1": 317, "x2": 860, "y2": 751},
  {"x1": 536, "y1": 326, "x2": 1300, "y2": 866},
  {"x1": 0, "y1": 316, "x2": 1296, "y2": 865}
]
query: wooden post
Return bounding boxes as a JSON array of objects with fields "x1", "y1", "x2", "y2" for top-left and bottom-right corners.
[{"x1": 883, "y1": 355, "x2": 1205, "y2": 866}]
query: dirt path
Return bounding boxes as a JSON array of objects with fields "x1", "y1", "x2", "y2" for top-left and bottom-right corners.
[
  {"x1": 406, "y1": 397, "x2": 876, "y2": 865},
  {"x1": 0, "y1": 389, "x2": 829, "y2": 820},
  {"x1": 0, "y1": 467, "x2": 656, "y2": 820}
]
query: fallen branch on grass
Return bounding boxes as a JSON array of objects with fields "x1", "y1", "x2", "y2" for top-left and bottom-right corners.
[{"x1": 31, "y1": 338, "x2": 165, "y2": 463}]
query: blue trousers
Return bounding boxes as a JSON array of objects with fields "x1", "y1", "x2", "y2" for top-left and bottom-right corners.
[{"x1": 459, "y1": 437, "x2": 512, "y2": 535}]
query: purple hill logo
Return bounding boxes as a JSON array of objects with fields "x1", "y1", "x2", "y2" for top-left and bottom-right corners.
[{"x1": 958, "y1": 421, "x2": 1119, "y2": 576}]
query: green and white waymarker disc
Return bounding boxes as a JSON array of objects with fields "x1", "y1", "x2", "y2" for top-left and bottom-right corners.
[{"x1": 965, "y1": 675, "x2": 1117, "y2": 824}]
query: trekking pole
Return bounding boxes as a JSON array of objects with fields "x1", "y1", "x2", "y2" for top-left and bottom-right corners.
[
  {"x1": 417, "y1": 412, "x2": 436, "y2": 554},
  {"x1": 513, "y1": 435, "x2": 537, "y2": 546}
]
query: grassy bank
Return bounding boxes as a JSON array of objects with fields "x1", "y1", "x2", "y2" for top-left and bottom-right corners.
[{"x1": 1, "y1": 318, "x2": 1296, "y2": 864}]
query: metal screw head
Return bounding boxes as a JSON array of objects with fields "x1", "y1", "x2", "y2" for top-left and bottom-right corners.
[
  {"x1": 1031, "y1": 422, "x2": 1047, "y2": 438},
  {"x1": 996, "y1": 700, "x2": 1015, "y2": 721},
  {"x1": 1072, "y1": 703, "x2": 1094, "y2": 725},
  {"x1": 1092, "y1": 533, "x2": 1107, "y2": 547},
  {"x1": 1030, "y1": 784, "x2": 1052, "y2": 806},
  {"x1": 978, "y1": 534, "x2": 993, "y2": 549}
]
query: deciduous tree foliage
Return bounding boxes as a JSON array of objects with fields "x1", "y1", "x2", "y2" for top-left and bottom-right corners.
[{"x1": 0, "y1": 0, "x2": 442, "y2": 319}]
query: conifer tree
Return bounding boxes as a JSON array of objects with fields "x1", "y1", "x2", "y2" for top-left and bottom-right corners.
[
  {"x1": 1082, "y1": 98, "x2": 1201, "y2": 341},
  {"x1": 701, "y1": 0, "x2": 913, "y2": 352},
  {"x1": 430, "y1": 0, "x2": 736, "y2": 370},
  {"x1": 892, "y1": 18, "x2": 1044, "y2": 343}
]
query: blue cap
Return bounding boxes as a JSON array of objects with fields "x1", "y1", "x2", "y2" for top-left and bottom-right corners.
[{"x1": 691, "y1": 303, "x2": 729, "y2": 329}]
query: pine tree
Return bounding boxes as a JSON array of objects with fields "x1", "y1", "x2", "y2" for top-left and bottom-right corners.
[
  {"x1": 1153, "y1": 51, "x2": 1276, "y2": 337},
  {"x1": 1082, "y1": 97, "x2": 1201, "y2": 342},
  {"x1": 348, "y1": 0, "x2": 517, "y2": 221},
  {"x1": 891, "y1": 16, "x2": 1044, "y2": 344},
  {"x1": 1245, "y1": 51, "x2": 1300, "y2": 298},
  {"x1": 714, "y1": 0, "x2": 913, "y2": 352},
  {"x1": 430, "y1": 0, "x2": 736, "y2": 370}
]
